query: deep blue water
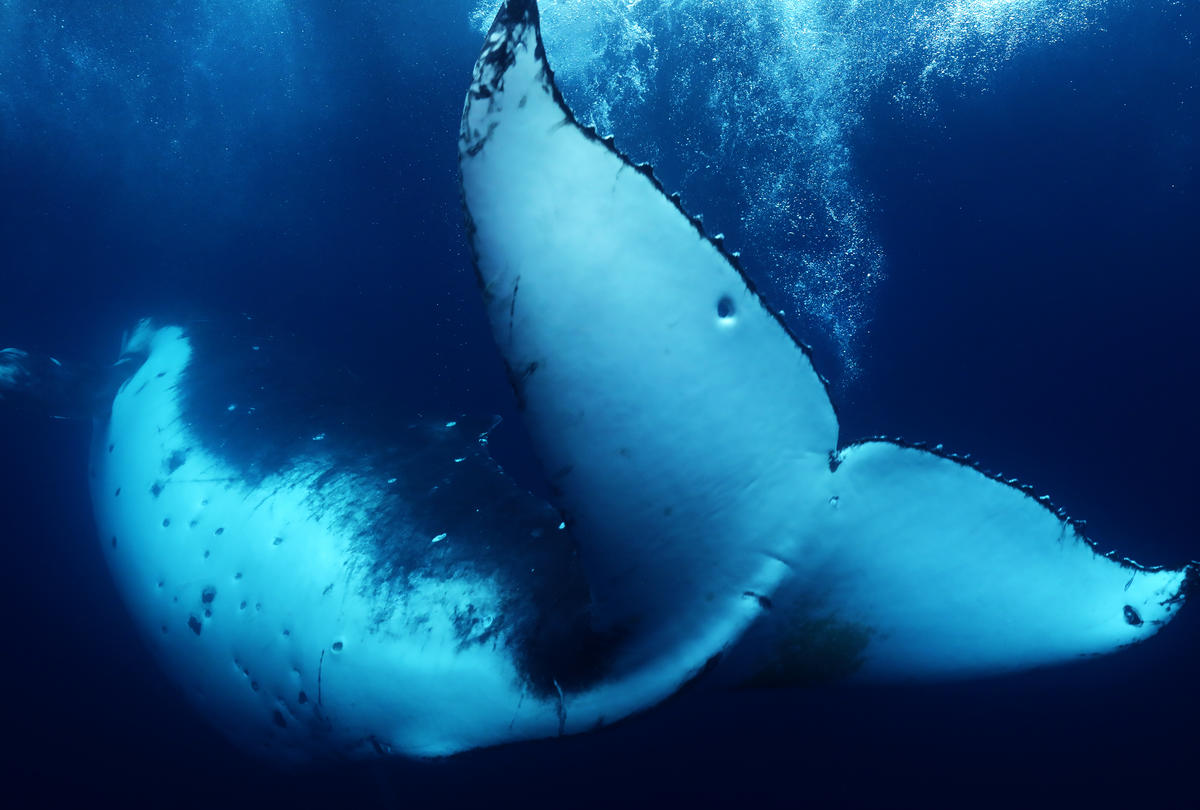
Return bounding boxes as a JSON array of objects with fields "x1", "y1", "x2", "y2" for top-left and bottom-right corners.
[{"x1": 1, "y1": 0, "x2": 1197, "y2": 806}]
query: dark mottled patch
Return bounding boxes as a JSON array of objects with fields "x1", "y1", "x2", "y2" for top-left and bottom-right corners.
[
  {"x1": 166, "y1": 449, "x2": 187, "y2": 473},
  {"x1": 187, "y1": 615, "x2": 202, "y2": 635},
  {"x1": 215, "y1": 527, "x2": 224, "y2": 535},
  {"x1": 272, "y1": 710, "x2": 287, "y2": 728},
  {"x1": 1124, "y1": 605, "x2": 1143, "y2": 626},
  {"x1": 162, "y1": 518, "x2": 171, "y2": 528},
  {"x1": 150, "y1": 481, "x2": 163, "y2": 498},
  {"x1": 201, "y1": 586, "x2": 217, "y2": 604},
  {"x1": 452, "y1": 604, "x2": 503, "y2": 648},
  {"x1": 744, "y1": 591, "x2": 773, "y2": 610}
]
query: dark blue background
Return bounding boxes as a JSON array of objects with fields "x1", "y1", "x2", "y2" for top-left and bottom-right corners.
[{"x1": 1, "y1": 1, "x2": 1196, "y2": 806}]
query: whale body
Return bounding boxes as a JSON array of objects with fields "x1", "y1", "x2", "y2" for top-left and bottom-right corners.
[
  {"x1": 0, "y1": 0, "x2": 1192, "y2": 764},
  {"x1": 4, "y1": 319, "x2": 652, "y2": 759}
]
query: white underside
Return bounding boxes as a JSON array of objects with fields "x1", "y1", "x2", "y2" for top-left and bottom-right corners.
[{"x1": 91, "y1": 325, "x2": 564, "y2": 758}]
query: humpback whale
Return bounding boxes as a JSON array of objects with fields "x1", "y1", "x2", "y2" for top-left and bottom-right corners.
[
  {"x1": 0, "y1": 0, "x2": 1192, "y2": 766},
  {"x1": 4, "y1": 321, "x2": 622, "y2": 758}
]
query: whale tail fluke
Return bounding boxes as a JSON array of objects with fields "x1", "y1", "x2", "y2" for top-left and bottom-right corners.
[{"x1": 460, "y1": 0, "x2": 1194, "y2": 704}]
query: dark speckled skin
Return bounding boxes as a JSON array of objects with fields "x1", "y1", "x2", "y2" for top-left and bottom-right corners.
[
  {"x1": 22, "y1": 315, "x2": 618, "y2": 702},
  {"x1": 175, "y1": 318, "x2": 622, "y2": 696}
]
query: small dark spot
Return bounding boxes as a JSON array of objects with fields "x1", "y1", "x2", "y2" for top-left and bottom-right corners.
[
  {"x1": 201, "y1": 586, "x2": 217, "y2": 604},
  {"x1": 240, "y1": 601, "x2": 247, "y2": 610},
  {"x1": 282, "y1": 629, "x2": 290, "y2": 636},
  {"x1": 255, "y1": 602, "x2": 262, "y2": 611},
  {"x1": 251, "y1": 681, "x2": 260, "y2": 692},
  {"x1": 204, "y1": 609, "x2": 212, "y2": 618},
  {"x1": 157, "y1": 580, "x2": 163, "y2": 588},
  {"x1": 108, "y1": 444, "x2": 114, "y2": 453},
  {"x1": 272, "y1": 710, "x2": 287, "y2": 728},
  {"x1": 166, "y1": 448, "x2": 187, "y2": 475},
  {"x1": 156, "y1": 372, "x2": 166, "y2": 378},
  {"x1": 717, "y1": 295, "x2": 735, "y2": 318},
  {"x1": 162, "y1": 518, "x2": 171, "y2": 528},
  {"x1": 234, "y1": 572, "x2": 242, "y2": 580},
  {"x1": 111, "y1": 536, "x2": 117, "y2": 549},
  {"x1": 273, "y1": 537, "x2": 283, "y2": 546},
  {"x1": 744, "y1": 591, "x2": 773, "y2": 610},
  {"x1": 150, "y1": 481, "x2": 163, "y2": 498},
  {"x1": 187, "y1": 615, "x2": 202, "y2": 635},
  {"x1": 215, "y1": 527, "x2": 224, "y2": 535},
  {"x1": 1124, "y1": 605, "x2": 1144, "y2": 626},
  {"x1": 203, "y1": 550, "x2": 210, "y2": 558},
  {"x1": 160, "y1": 625, "x2": 167, "y2": 634},
  {"x1": 322, "y1": 584, "x2": 334, "y2": 596},
  {"x1": 332, "y1": 641, "x2": 344, "y2": 652},
  {"x1": 114, "y1": 488, "x2": 121, "y2": 497},
  {"x1": 189, "y1": 519, "x2": 198, "y2": 528},
  {"x1": 297, "y1": 691, "x2": 308, "y2": 704}
]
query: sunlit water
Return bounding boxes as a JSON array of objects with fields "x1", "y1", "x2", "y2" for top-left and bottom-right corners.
[{"x1": 473, "y1": 0, "x2": 1115, "y2": 375}]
